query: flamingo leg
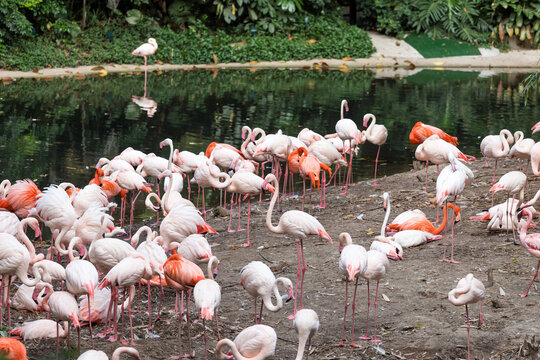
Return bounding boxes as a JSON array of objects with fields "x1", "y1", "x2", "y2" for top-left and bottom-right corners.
[
  {"x1": 335, "y1": 279, "x2": 348, "y2": 346},
  {"x1": 243, "y1": 197, "x2": 251, "y2": 247},
  {"x1": 56, "y1": 320, "x2": 60, "y2": 359},
  {"x1": 154, "y1": 278, "x2": 164, "y2": 323},
  {"x1": 88, "y1": 294, "x2": 95, "y2": 348},
  {"x1": 143, "y1": 56, "x2": 148, "y2": 97},
  {"x1": 282, "y1": 162, "x2": 289, "y2": 200},
  {"x1": 237, "y1": 195, "x2": 245, "y2": 231},
  {"x1": 147, "y1": 282, "x2": 152, "y2": 330},
  {"x1": 440, "y1": 200, "x2": 449, "y2": 262},
  {"x1": 129, "y1": 190, "x2": 142, "y2": 240},
  {"x1": 108, "y1": 287, "x2": 119, "y2": 342},
  {"x1": 128, "y1": 286, "x2": 135, "y2": 345},
  {"x1": 289, "y1": 241, "x2": 302, "y2": 319},
  {"x1": 424, "y1": 160, "x2": 429, "y2": 193},
  {"x1": 520, "y1": 259, "x2": 540, "y2": 297},
  {"x1": 340, "y1": 145, "x2": 354, "y2": 195},
  {"x1": 302, "y1": 179, "x2": 306, "y2": 212},
  {"x1": 6, "y1": 276, "x2": 10, "y2": 328},
  {"x1": 227, "y1": 193, "x2": 235, "y2": 233},
  {"x1": 371, "y1": 145, "x2": 381, "y2": 186},
  {"x1": 299, "y1": 238, "x2": 306, "y2": 310},
  {"x1": 203, "y1": 318, "x2": 208, "y2": 360},
  {"x1": 215, "y1": 309, "x2": 221, "y2": 340},
  {"x1": 359, "y1": 280, "x2": 371, "y2": 340},
  {"x1": 370, "y1": 280, "x2": 382, "y2": 343},
  {"x1": 350, "y1": 276, "x2": 360, "y2": 347},
  {"x1": 186, "y1": 289, "x2": 194, "y2": 357},
  {"x1": 202, "y1": 187, "x2": 206, "y2": 221},
  {"x1": 466, "y1": 304, "x2": 471, "y2": 360},
  {"x1": 120, "y1": 287, "x2": 127, "y2": 344},
  {"x1": 259, "y1": 300, "x2": 264, "y2": 324},
  {"x1": 449, "y1": 196, "x2": 460, "y2": 264}
]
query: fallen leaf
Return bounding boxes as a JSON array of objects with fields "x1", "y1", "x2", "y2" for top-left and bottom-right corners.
[
  {"x1": 499, "y1": 287, "x2": 505, "y2": 296},
  {"x1": 249, "y1": 61, "x2": 258, "y2": 65},
  {"x1": 404, "y1": 60, "x2": 416, "y2": 70},
  {"x1": 98, "y1": 69, "x2": 108, "y2": 77},
  {"x1": 338, "y1": 64, "x2": 349, "y2": 73},
  {"x1": 382, "y1": 293, "x2": 390, "y2": 302},
  {"x1": 74, "y1": 73, "x2": 86, "y2": 79},
  {"x1": 91, "y1": 66, "x2": 105, "y2": 71},
  {"x1": 366, "y1": 231, "x2": 374, "y2": 235},
  {"x1": 416, "y1": 323, "x2": 424, "y2": 327},
  {"x1": 212, "y1": 54, "x2": 218, "y2": 64},
  {"x1": 342, "y1": 56, "x2": 352, "y2": 61},
  {"x1": 156, "y1": 60, "x2": 163, "y2": 65},
  {"x1": 433, "y1": 61, "x2": 444, "y2": 66},
  {"x1": 308, "y1": 39, "x2": 317, "y2": 44}
]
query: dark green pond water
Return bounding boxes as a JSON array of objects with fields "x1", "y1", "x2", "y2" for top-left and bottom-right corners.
[{"x1": 0, "y1": 69, "x2": 538, "y2": 194}]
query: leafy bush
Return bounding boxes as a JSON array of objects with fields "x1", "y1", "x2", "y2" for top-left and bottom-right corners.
[
  {"x1": 372, "y1": 0, "x2": 412, "y2": 38},
  {"x1": 491, "y1": 0, "x2": 540, "y2": 47}
]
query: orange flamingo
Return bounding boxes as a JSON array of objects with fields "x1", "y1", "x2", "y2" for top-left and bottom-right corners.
[
  {"x1": 409, "y1": 121, "x2": 458, "y2": 146},
  {"x1": 163, "y1": 250, "x2": 205, "y2": 359},
  {"x1": 0, "y1": 179, "x2": 41, "y2": 218},
  {"x1": 297, "y1": 147, "x2": 332, "y2": 210},
  {"x1": 0, "y1": 338, "x2": 28, "y2": 360},
  {"x1": 386, "y1": 203, "x2": 461, "y2": 234}
]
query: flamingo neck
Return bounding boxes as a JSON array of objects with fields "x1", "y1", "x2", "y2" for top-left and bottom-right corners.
[
  {"x1": 216, "y1": 339, "x2": 249, "y2": 360},
  {"x1": 241, "y1": 127, "x2": 252, "y2": 158},
  {"x1": 295, "y1": 330, "x2": 309, "y2": 360},
  {"x1": 380, "y1": 201, "x2": 391, "y2": 237},
  {"x1": 448, "y1": 274, "x2": 473, "y2": 305},
  {"x1": 18, "y1": 219, "x2": 42, "y2": 263},
  {"x1": 261, "y1": 283, "x2": 283, "y2": 312},
  {"x1": 433, "y1": 204, "x2": 454, "y2": 235},
  {"x1": 265, "y1": 176, "x2": 282, "y2": 234}
]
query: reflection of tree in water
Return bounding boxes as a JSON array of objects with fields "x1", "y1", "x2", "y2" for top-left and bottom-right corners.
[{"x1": 0, "y1": 70, "x2": 537, "y2": 189}]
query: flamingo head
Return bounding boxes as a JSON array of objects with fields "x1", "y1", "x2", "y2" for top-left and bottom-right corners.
[{"x1": 309, "y1": 172, "x2": 320, "y2": 192}]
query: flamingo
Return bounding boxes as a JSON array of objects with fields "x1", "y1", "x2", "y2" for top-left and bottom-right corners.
[
  {"x1": 215, "y1": 324, "x2": 276, "y2": 360},
  {"x1": 0, "y1": 338, "x2": 28, "y2": 360},
  {"x1": 96, "y1": 157, "x2": 134, "y2": 176},
  {"x1": 335, "y1": 99, "x2": 360, "y2": 194},
  {"x1": 36, "y1": 283, "x2": 81, "y2": 355},
  {"x1": 448, "y1": 273, "x2": 485, "y2": 360},
  {"x1": 436, "y1": 152, "x2": 473, "y2": 263},
  {"x1": 294, "y1": 309, "x2": 319, "y2": 360},
  {"x1": 78, "y1": 346, "x2": 141, "y2": 360},
  {"x1": 239, "y1": 261, "x2": 293, "y2": 324},
  {"x1": 264, "y1": 173, "x2": 332, "y2": 317},
  {"x1": 78, "y1": 287, "x2": 135, "y2": 325},
  {"x1": 0, "y1": 179, "x2": 41, "y2": 218},
  {"x1": 363, "y1": 113, "x2": 388, "y2": 186},
  {"x1": 11, "y1": 283, "x2": 46, "y2": 312},
  {"x1": 163, "y1": 250, "x2": 205, "y2": 359},
  {"x1": 335, "y1": 232, "x2": 367, "y2": 347},
  {"x1": 298, "y1": 128, "x2": 323, "y2": 146},
  {"x1": 391, "y1": 230, "x2": 442, "y2": 248},
  {"x1": 359, "y1": 246, "x2": 389, "y2": 343},
  {"x1": 0, "y1": 180, "x2": 10, "y2": 199},
  {"x1": 99, "y1": 254, "x2": 157, "y2": 345},
  {"x1": 490, "y1": 171, "x2": 527, "y2": 243},
  {"x1": 66, "y1": 237, "x2": 99, "y2": 348},
  {"x1": 118, "y1": 147, "x2": 147, "y2": 167},
  {"x1": 72, "y1": 184, "x2": 109, "y2": 216},
  {"x1": 509, "y1": 131, "x2": 535, "y2": 177},
  {"x1": 517, "y1": 208, "x2": 540, "y2": 297},
  {"x1": 0, "y1": 211, "x2": 19, "y2": 237},
  {"x1": 225, "y1": 169, "x2": 274, "y2": 246},
  {"x1": 308, "y1": 138, "x2": 347, "y2": 205},
  {"x1": 194, "y1": 278, "x2": 222, "y2": 360},
  {"x1": 371, "y1": 192, "x2": 404, "y2": 261},
  {"x1": 171, "y1": 234, "x2": 216, "y2": 275},
  {"x1": 11, "y1": 319, "x2": 69, "y2": 340},
  {"x1": 114, "y1": 169, "x2": 152, "y2": 238},
  {"x1": 533, "y1": 122, "x2": 540, "y2": 134},
  {"x1": 530, "y1": 141, "x2": 540, "y2": 177},
  {"x1": 173, "y1": 150, "x2": 207, "y2": 201},
  {"x1": 190, "y1": 158, "x2": 232, "y2": 219},
  {"x1": 297, "y1": 147, "x2": 332, "y2": 210},
  {"x1": 131, "y1": 38, "x2": 158, "y2": 96},
  {"x1": 386, "y1": 203, "x2": 461, "y2": 235},
  {"x1": 480, "y1": 129, "x2": 514, "y2": 185},
  {"x1": 409, "y1": 121, "x2": 458, "y2": 145}
]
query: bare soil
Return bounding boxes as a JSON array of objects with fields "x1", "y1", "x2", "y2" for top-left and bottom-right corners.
[{"x1": 17, "y1": 157, "x2": 540, "y2": 360}]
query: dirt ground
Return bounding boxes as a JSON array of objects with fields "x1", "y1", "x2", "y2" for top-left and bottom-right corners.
[{"x1": 16, "y1": 157, "x2": 540, "y2": 360}]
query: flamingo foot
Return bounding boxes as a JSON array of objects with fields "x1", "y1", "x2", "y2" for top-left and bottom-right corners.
[
  {"x1": 227, "y1": 229, "x2": 236, "y2": 233},
  {"x1": 370, "y1": 337, "x2": 381, "y2": 343},
  {"x1": 315, "y1": 205, "x2": 326, "y2": 209},
  {"x1": 349, "y1": 342, "x2": 361, "y2": 348},
  {"x1": 440, "y1": 257, "x2": 450, "y2": 263},
  {"x1": 358, "y1": 335, "x2": 371, "y2": 340},
  {"x1": 339, "y1": 190, "x2": 348, "y2": 196},
  {"x1": 520, "y1": 292, "x2": 529, "y2": 298},
  {"x1": 448, "y1": 259, "x2": 460, "y2": 264},
  {"x1": 242, "y1": 242, "x2": 250, "y2": 247},
  {"x1": 334, "y1": 342, "x2": 346, "y2": 347},
  {"x1": 237, "y1": 228, "x2": 246, "y2": 232},
  {"x1": 371, "y1": 182, "x2": 379, "y2": 187},
  {"x1": 107, "y1": 335, "x2": 118, "y2": 342},
  {"x1": 121, "y1": 339, "x2": 128, "y2": 345}
]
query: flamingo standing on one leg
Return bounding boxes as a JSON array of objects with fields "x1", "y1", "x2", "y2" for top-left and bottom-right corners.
[
  {"x1": 517, "y1": 208, "x2": 540, "y2": 297},
  {"x1": 363, "y1": 113, "x2": 388, "y2": 186},
  {"x1": 294, "y1": 309, "x2": 319, "y2": 360},
  {"x1": 448, "y1": 273, "x2": 486, "y2": 360},
  {"x1": 264, "y1": 173, "x2": 332, "y2": 317},
  {"x1": 131, "y1": 38, "x2": 158, "y2": 97},
  {"x1": 335, "y1": 232, "x2": 367, "y2": 347}
]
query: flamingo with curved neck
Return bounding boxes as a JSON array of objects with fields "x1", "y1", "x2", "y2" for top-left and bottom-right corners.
[
  {"x1": 294, "y1": 309, "x2": 319, "y2": 360},
  {"x1": 216, "y1": 324, "x2": 276, "y2": 360},
  {"x1": 386, "y1": 203, "x2": 460, "y2": 235},
  {"x1": 363, "y1": 113, "x2": 388, "y2": 186},
  {"x1": 335, "y1": 99, "x2": 360, "y2": 195},
  {"x1": 480, "y1": 129, "x2": 514, "y2": 185}
]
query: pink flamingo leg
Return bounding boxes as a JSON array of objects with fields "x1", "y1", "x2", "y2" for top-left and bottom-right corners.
[
  {"x1": 299, "y1": 238, "x2": 306, "y2": 309},
  {"x1": 119, "y1": 288, "x2": 127, "y2": 344},
  {"x1": 88, "y1": 294, "x2": 95, "y2": 348},
  {"x1": 288, "y1": 241, "x2": 302, "y2": 320},
  {"x1": 520, "y1": 259, "x2": 540, "y2": 297},
  {"x1": 340, "y1": 146, "x2": 354, "y2": 195},
  {"x1": 154, "y1": 279, "x2": 164, "y2": 323},
  {"x1": 253, "y1": 298, "x2": 258, "y2": 324},
  {"x1": 466, "y1": 304, "x2": 471, "y2": 360},
  {"x1": 237, "y1": 195, "x2": 245, "y2": 231},
  {"x1": 128, "y1": 286, "x2": 135, "y2": 345},
  {"x1": 128, "y1": 190, "x2": 142, "y2": 240},
  {"x1": 335, "y1": 278, "x2": 349, "y2": 346},
  {"x1": 243, "y1": 197, "x2": 251, "y2": 247},
  {"x1": 350, "y1": 277, "x2": 360, "y2": 347},
  {"x1": 440, "y1": 201, "x2": 449, "y2": 262},
  {"x1": 449, "y1": 197, "x2": 460, "y2": 264},
  {"x1": 201, "y1": 187, "x2": 206, "y2": 221},
  {"x1": 302, "y1": 179, "x2": 306, "y2": 212},
  {"x1": 370, "y1": 281, "x2": 382, "y2": 343},
  {"x1": 203, "y1": 318, "x2": 208, "y2": 360},
  {"x1": 259, "y1": 300, "x2": 264, "y2": 324},
  {"x1": 359, "y1": 280, "x2": 371, "y2": 340},
  {"x1": 227, "y1": 193, "x2": 235, "y2": 233},
  {"x1": 147, "y1": 282, "x2": 152, "y2": 330},
  {"x1": 317, "y1": 171, "x2": 326, "y2": 209},
  {"x1": 424, "y1": 160, "x2": 429, "y2": 193},
  {"x1": 371, "y1": 145, "x2": 381, "y2": 186},
  {"x1": 215, "y1": 309, "x2": 221, "y2": 340},
  {"x1": 108, "y1": 287, "x2": 119, "y2": 342}
]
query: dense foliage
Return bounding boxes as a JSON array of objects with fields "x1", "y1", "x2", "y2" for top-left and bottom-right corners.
[{"x1": 359, "y1": 0, "x2": 540, "y2": 47}]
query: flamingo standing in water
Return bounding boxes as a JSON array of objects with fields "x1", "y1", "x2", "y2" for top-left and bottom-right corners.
[
  {"x1": 480, "y1": 129, "x2": 514, "y2": 185},
  {"x1": 335, "y1": 99, "x2": 361, "y2": 195},
  {"x1": 239, "y1": 261, "x2": 294, "y2": 324},
  {"x1": 131, "y1": 38, "x2": 158, "y2": 96},
  {"x1": 294, "y1": 309, "x2": 319, "y2": 360},
  {"x1": 517, "y1": 208, "x2": 540, "y2": 297},
  {"x1": 448, "y1": 273, "x2": 485, "y2": 360},
  {"x1": 264, "y1": 173, "x2": 332, "y2": 317},
  {"x1": 363, "y1": 113, "x2": 388, "y2": 186},
  {"x1": 163, "y1": 250, "x2": 205, "y2": 359},
  {"x1": 335, "y1": 232, "x2": 367, "y2": 347},
  {"x1": 215, "y1": 324, "x2": 276, "y2": 360}
]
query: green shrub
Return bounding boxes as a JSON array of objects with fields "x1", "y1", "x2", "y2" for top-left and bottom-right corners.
[{"x1": 491, "y1": 0, "x2": 540, "y2": 47}]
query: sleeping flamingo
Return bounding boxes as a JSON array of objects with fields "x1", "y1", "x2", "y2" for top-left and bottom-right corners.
[
  {"x1": 490, "y1": 171, "x2": 526, "y2": 243},
  {"x1": 216, "y1": 324, "x2": 276, "y2": 360},
  {"x1": 448, "y1": 273, "x2": 485, "y2": 360},
  {"x1": 409, "y1": 121, "x2": 458, "y2": 145}
]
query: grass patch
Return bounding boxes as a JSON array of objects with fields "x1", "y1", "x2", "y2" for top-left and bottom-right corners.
[
  {"x1": 405, "y1": 69, "x2": 479, "y2": 84},
  {"x1": 404, "y1": 33, "x2": 481, "y2": 58}
]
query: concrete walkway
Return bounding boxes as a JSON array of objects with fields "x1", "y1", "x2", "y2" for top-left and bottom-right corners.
[{"x1": 1, "y1": 32, "x2": 538, "y2": 80}]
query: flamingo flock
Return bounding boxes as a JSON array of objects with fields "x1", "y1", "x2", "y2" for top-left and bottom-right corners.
[{"x1": 0, "y1": 96, "x2": 539, "y2": 360}]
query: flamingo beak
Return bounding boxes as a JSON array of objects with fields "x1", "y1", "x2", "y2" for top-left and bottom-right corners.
[{"x1": 286, "y1": 287, "x2": 294, "y2": 302}]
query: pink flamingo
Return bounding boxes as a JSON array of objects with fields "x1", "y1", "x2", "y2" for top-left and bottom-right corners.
[
  {"x1": 78, "y1": 346, "x2": 141, "y2": 360},
  {"x1": 239, "y1": 261, "x2": 293, "y2": 324},
  {"x1": 509, "y1": 131, "x2": 535, "y2": 177},
  {"x1": 163, "y1": 250, "x2": 205, "y2": 359},
  {"x1": 436, "y1": 152, "x2": 473, "y2": 263},
  {"x1": 517, "y1": 208, "x2": 540, "y2": 297},
  {"x1": 11, "y1": 319, "x2": 69, "y2": 340},
  {"x1": 216, "y1": 324, "x2": 276, "y2": 360},
  {"x1": 359, "y1": 247, "x2": 389, "y2": 343},
  {"x1": 363, "y1": 113, "x2": 388, "y2": 186},
  {"x1": 530, "y1": 141, "x2": 540, "y2": 177},
  {"x1": 131, "y1": 38, "x2": 158, "y2": 96},
  {"x1": 265, "y1": 173, "x2": 332, "y2": 317},
  {"x1": 490, "y1": 170, "x2": 526, "y2": 243},
  {"x1": 190, "y1": 158, "x2": 231, "y2": 219},
  {"x1": 391, "y1": 230, "x2": 442, "y2": 248},
  {"x1": 293, "y1": 309, "x2": 319, "y2": 360},
  {"x1": 533, "y1": 122, "x2": 540, "y2": 134},
  {"x1": 297, "y1": 147, "x2": 332, "y2": 210},
  {"x1": 480, "y1": 129, "x2": 514, "y2": 185},
  {"x1": 335, "y1": 232, "x2": 367, "y2": 347},
  {"x1": 114, "y1": 169, "x2": 152, "y2": 238},
  {"x1": 448, "y1": 273, "x2": 485, "y2": 360},
  {"x1": 118, "y1": 147, "x2": 147, "y2": 167},
  {"x1": 194, "y1": 278, "x2": 222, "y2": 360},
  {"x1": 335, "y1": 100, "x2": 361, "y2": 194},
  {"x1": 0, "y1": 211, "x2": 19, "y2": 236},
  {"x1": 0, "y1": 179, "x2": 41, "y2": 218}
]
